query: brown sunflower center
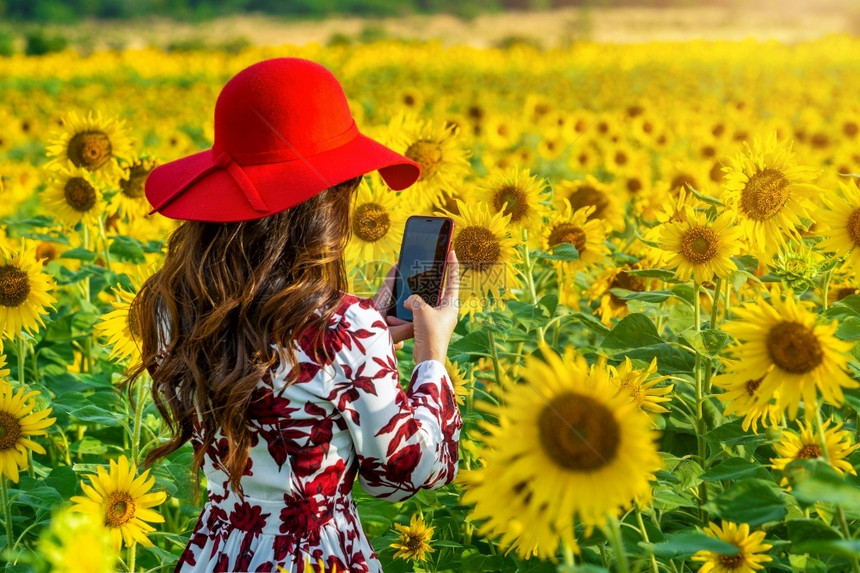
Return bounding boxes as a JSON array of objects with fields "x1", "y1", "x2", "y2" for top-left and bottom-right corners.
[
  {"x1": 537, "y1": 392, "x2": 620, "y2": 471},
  {"x1": 608, "y1": 269, "x2": 647, "y2": 307},
  {"x1": 836, "y1": 287, "x2": 859, "y2": 301},
  {"x1": 740, "y1": 168, "x2": 790, "y2": 221},
  {"x1": 352, "y1": 202, "x2": 391, "y2": 243},
  {"x1": 127, "y1": 306, "x2": 141, "y2": 338},
  {"x1": 64, "y1": 177, "x2": 97, "y2": 212},
  {"x1": 493, "y1": 185, "x2": 527, "y2": 222},
  {"x1": 846, "y1": 208, "x2": 860, "y2": 247},
  {"x1": 626, "y1": 177, "x2": 643, "y2": 193},
  {"x1": 0, "y1": 265, "x2": 31, "y2": 307},
  {"x1": 718, "y1": 553, "x2": 745, "y2": 569},
  {"x1": 547, "y1": 223, "x2": 587, "y2": 253},
  {"x1": 35, "y1": 242, "x2": 58, "y2": 263},
  {"x1": 405, "y1": 140, "x2": 442, "y2": 181},
  {"x1": 0, "y1": 411, "x2": 22, "y2": 449},
  {"x1": 797, "y1": 444, "x2": 822, "y2": 459},
  {"x1": 453, "y1": 226, "x2": 501, "y2": 272},
  {"x1": 670, "y1": 173, "x2": 697, "y2": 193},
  {"x1": 120, "y1": 163, "x2": 154, "y2": 199},
  {"x1": 567, "y1": 186, "x2": 608, "y2": 220},
  {"x1": 104, "y1": 491, "x2": 136, "y2": 527},
  {"x1": 680, "y1": 226, "x2": 718, "y2": 264},
  {"x1": 68, "y1": 131, "x2": 112, "y2": 171},
  {"x1": 405, "y1": 534, "x2": 425, "y2": 551},
  {"x1": 710, "y1": 162, "x2": 724, "y2": 184},
  {"x1": 766, "y1": 321, "x2": 823, "y2": 374}
]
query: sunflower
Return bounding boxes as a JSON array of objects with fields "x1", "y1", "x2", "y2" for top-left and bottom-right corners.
[
  {"x1": 94, "y1": 284, "x2": 141, "y2": 364},
  {"x1": 0, "y1": 352, "x2": 9, "y2": 379},
  {"x1": 440, "y1": 199, "x2": 520, "y2": 317},
  {"x1": 691, "y1": 521, "x2": 772, "y2": 573},
  {"x1": 70, "y1": 455, "x2": 168, "y2": 550},
  {"x1": 712, "y1": 362, "x2": 783, "y2": 434},
  {"x1": 553, "y1": 175, "x2": 625, "y2": 232},
  {"x1": 445, "y1": 357, "x2": 470, "y2": 406},
  {"x1": 722, "y1": 134, "x2": 819, "y2": 260},
  {"x1": 109, "y1": 155, "x2": 158, "y2": 220},
  {"x1": 42, "y1": 165, "x2": 106, "y2": 228},
  {"x1": 385, "y1": 113, "x2": 470, "y2": 211},
  {"x1": 429, "y1": 180, "x2": 475, "y2": 217},
  {"x1": 718, "y1": 288, "x2": 857, "y2": 420},
  {"x1": 474, "y1": 167, "x2": 550, "y2": 242},
  {"x1": 345, "y1": 175, "x2": 406, "y2": 265},
  {"x1": 45, "y1": 110, "x2": 132, "y2": 179},
  {"x1": 608, "y1": 357, "x2": 674, "y2": 415},
  {"x1": 389, "y1": 514, "x2": 436, "y2": 562},
  {"x1": 458, "y1": 346, "x2": 662, "y2": 560},
  {"x1": 770, "y1": 418, "x2": 858, "y2": 486},
  {"x1": 0, "y1": 379, "x2": 56, "y2": 483},
  {"x1": 39, "y1": 507, "x2": 118, "y2": 573},
  {"x1": 541, "y1": 202, "x2": 610, "y2": 271},
  {"x1": 587, "y1": 262, "x2": 653, "y2": 326},
  {"x1": 0, "y1": 248, "x2": 57, "y2": 339},
  {"x1": 658, "y1": 206, "x2": 743, "y2": 284},
  {"x1": 815, "y1": 177, "x2": 860, "y2": 278}
]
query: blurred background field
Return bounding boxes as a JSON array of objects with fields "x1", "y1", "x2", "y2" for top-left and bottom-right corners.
[
  {"x1": 2, "y1": 0, "x2": 860, "y2": 572},
  {"x1": 0, "y1": 0, "x2": 859, "y2": 55}
]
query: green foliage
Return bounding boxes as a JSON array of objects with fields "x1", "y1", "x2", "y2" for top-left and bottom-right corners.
[{"x1": 24, "y1": 29, "x2": 68, "y2": 55}]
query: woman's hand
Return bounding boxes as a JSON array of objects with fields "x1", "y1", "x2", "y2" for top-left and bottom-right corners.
[
  {"x1": 372, "y1": 264, "x2": 414, "y2": 350},
  {"x1": 404, "y1": 249, "x2": 460, "y2": 364}
]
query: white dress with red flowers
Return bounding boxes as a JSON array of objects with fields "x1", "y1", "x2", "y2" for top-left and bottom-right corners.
[{"x1": 173, "y1": 294, "x2": 463, "y2": 573}]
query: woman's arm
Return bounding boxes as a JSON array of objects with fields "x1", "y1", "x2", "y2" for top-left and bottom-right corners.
[{"x1": 324, "y1": 298, "x2": 462, "y2": 502}]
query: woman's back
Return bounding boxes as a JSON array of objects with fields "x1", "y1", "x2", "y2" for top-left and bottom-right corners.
[{"x1": 175, "y1": 294, "x2": 462, "y2": 572}]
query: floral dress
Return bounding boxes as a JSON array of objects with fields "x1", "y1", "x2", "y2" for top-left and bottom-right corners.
[{"x1": 173, "y1": 294, "x2": 463, "y2": 573}]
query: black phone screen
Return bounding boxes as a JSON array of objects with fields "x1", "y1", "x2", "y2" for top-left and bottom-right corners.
[{"x1": 391, "y1": 217, "x2": 453, "y2": 322}]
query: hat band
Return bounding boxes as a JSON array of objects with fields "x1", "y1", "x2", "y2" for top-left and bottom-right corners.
[
  {"x1": 147, "y1": 149, "x2": 270, "y2": 215},
  {"x1": 218, "y1": 118, "x2": 360, "y2": 166}
]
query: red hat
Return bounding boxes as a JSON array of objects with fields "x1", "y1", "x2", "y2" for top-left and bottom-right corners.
[{"x1": 145, "y1": 58, "x2": 421, "y2": 222}]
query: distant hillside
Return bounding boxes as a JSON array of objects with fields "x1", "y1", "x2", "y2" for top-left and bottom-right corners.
[{"x1": 0, "y1": 0, "x2": 734, "y2": 23}]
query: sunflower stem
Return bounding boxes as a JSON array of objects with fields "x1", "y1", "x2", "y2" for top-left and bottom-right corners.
[
  {"x1": 520, "y1": 229, "x2": 546, "y2": 346},
  {"x1": 131, "y1": 376, "x2": 147, "y2": 463},
  {"x1": 561, "y1": 539, "x2": 574, "y2": 565},
  {"x1": 15, "y1": 337, "x2": 36, "y2": 480},
  {"x1": 97, "y1": 213, "x2": 113, "y2": 272},
  {"x1": 635, "y1": 505, "x2": 659, "y2": 573},
  {"x1": 127, "y1": 542, "x2": 136, "y2": 572},
  {"x1": 709, "y1": 278, "x2": 722, "y2": 330},
  {"x1": 821, "y1": 270, "x2": 832, "y2": 312},
  {"x1": 605, "y1": 514, "x2": 630, "y2": 573},
  {"x1": 0, "y1": 475, "x2": 12, "y2": 551},
  {"x1": 487, "y1": 330, "x2": 503, "y2": 392},
  {"x1": 723, "y1": 278, "x2": 732, "y2": 321},
  {"x1": 693, "y1": 280, "x2": 709, "y2": 524}
]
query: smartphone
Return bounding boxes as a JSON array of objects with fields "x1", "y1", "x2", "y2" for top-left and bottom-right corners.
[{"x1": 388, "y1": 216, "x2": 454, "y2": 322}]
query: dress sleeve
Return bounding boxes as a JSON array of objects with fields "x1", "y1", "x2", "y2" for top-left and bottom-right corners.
[{"x1": 324, "y1": 298, "x2": 462, "y2": 502}]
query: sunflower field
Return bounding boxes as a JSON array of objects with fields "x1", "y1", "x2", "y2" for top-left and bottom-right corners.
[{"x1": 1, "y1": 35, "x2": 860, "y2": 573}]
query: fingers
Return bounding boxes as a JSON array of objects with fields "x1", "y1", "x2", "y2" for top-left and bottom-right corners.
[
  {"x1": 386, "y1": 315, "x2": 410, "y2": 326},
  {"x1": 372, "y1": 264, "x2": 399, "y2": 311},
  {"x1": 440, "y1": 249, "x2": 459, "y2": 310},
  {"x1": 389, "y1": 321, "x2": 415, "y2": 344},
  {"x1": 405, "y1": 293, "x2": 428, "y2": 312}
]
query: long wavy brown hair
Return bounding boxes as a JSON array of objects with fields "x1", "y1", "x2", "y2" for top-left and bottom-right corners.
[{"x1": 120, "y1": 176, "x2": 362, "y2": 502}]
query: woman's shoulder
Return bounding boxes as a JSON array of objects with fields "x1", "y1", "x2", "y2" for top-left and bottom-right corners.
[{"x1": 331, "y1": 292, "x2": 387, "y2": 333}]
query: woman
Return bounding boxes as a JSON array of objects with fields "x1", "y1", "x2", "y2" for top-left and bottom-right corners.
[{"x1": 126, "y1": 58, "x2": 463, "y2": 572}]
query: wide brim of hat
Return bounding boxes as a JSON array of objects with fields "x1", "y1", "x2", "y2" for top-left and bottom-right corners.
[{"x1": 145, "y1": 133, "x2": 421, "y2": 222}]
